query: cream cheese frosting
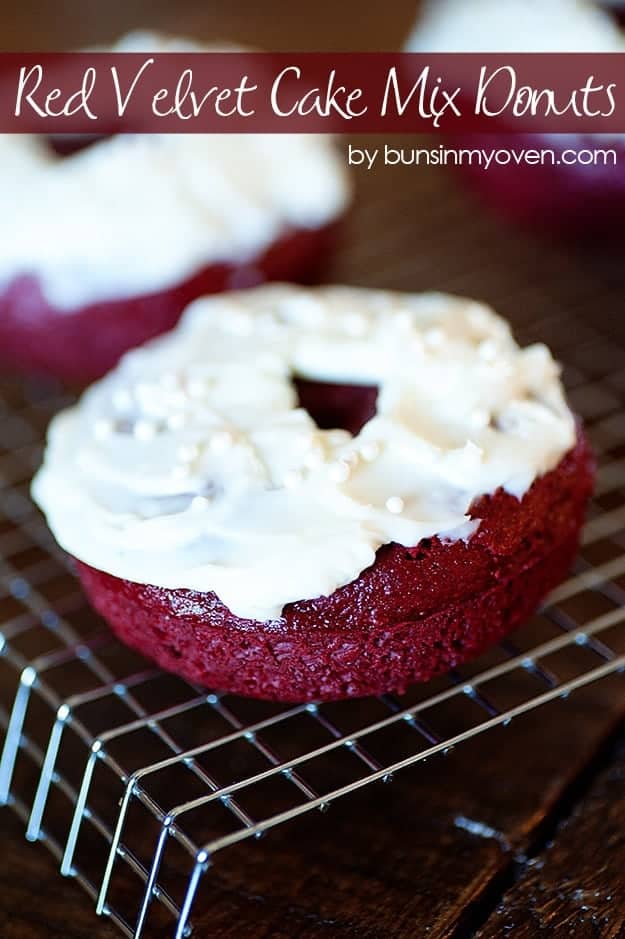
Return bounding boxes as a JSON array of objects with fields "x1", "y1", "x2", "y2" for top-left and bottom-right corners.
[
  {"x1": 32, "y1": 285, "x2": 576, "y2": 621},
  {"x1": 0, "y1": 32, "x2": 349, "y2": 311},
  {"x1": 406, "y1": 0, "x2": 625, "y2": 52}
]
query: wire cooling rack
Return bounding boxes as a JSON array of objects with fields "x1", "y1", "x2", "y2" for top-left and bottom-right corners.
[{"x1": 2, "y1": 306, "x2": 625, "y2": 937}]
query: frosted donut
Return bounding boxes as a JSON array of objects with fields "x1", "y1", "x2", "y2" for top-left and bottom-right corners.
[
  {"x1": 0, "y1": 33, "x2": 349, "y2": 383},
  {"x1": 32, "y1": 285, "x2": 593, "y2": 701},
  {"x1": 406, "y1": 0, "x2": 625, "y2": 235}
]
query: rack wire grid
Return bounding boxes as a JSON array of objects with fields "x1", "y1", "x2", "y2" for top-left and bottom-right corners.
[{"x1": 2, "y1": 299, "x2": 625, "y2": 938}]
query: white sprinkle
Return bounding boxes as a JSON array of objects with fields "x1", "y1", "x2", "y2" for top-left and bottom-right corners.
[
  {"x1": 424, "y1": 327, "x2": 444, "y2": 348},
  {"x1": 386, "y1": 496, "x2": 404, "y2": 514},
  {"x1": 283, "y1": 469, "x2": 303, "y2": 489},
  {"x1": 329, "y1": 460, "x2": 351, "y2": 483},
  {"x1": 172, "y1": 465, "x2": 190, "y2": 479},
  {"x1": 298, "y1": 431, "x2": 316, "y2": 449},
  {"x1": 343, "y1": 311, "x2": 367, "y2": 337},
  {"x1": 470, "y1": 409, "x2": 490, "y2": 429},
  {"x1": 394, "y1": 310, "x2": 414, "y2": 330},
  {"x1": 258, "y1": 312, "x2": 280, "y2": 333},
  {"x1": 167, "y1": 413, "x2": 187, "y2": 430},
  {"x1": 210, "y1": 430, "x2": 234, "y2": 452},
  {"x1": 94, "y1": 419, "x2": 113, "y2": 439},
  {"x1": 112, "y1": 388, "x2": 132, "y2": 409},
  {"x1": 190, "y1": 495, "x2": 211, "y2": 512},
  {"x1": 257, "y1": 352, "x2": 282, "y2": 370},
  {"x1": 360, "y1": 442, "x2": 380, "y2": 462},
  {"x1": 467, "y1": 304, "x2": 492, "y2": 330},
  {"x1": 134, "y1": 419, "x2": 157, "y2": 441},
  {"x1": 161, "y1": 372, "x2": 179, "y2": 389},
  {"x1": 186, "y1": 379, "x2": 208, "y2": 398},
  {"x1": 287, "y1": 295, "x2": 325, "y2": 327},
  {"x1": 228, "y1": 310, "x2": 253, "y2": 336},
  {"x1": 465, "y1": 440, "x2": 484, "y2": 461},
  {"x1": 178, "y1": 443, "x2": 201, "y2": 463},
  {"x1": 169, "y1": 389, "x2": 189, "y2": 408},
  {"x1": 478, "y1": 339, "x2": 498, "y2": 362},
  {"x1": 304, "y1": 446, "x2": 324, "y2": 468}
]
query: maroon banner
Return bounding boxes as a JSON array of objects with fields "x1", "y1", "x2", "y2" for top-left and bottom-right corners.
[{"x1": 1, "y1": 52, "x2": 624, "y2": 133}]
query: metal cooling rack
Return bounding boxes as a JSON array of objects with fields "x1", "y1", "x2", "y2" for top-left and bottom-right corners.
[{"x1": 2, "y1": 309, "x2": 625, "y2": 938}]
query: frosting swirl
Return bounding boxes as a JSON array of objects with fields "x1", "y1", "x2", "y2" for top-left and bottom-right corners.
[
  {"x1": 32, "y1": 285, "x2": 576, "y2": 620},
  {"x1": 0, "y1": 32, "x2": 349, "y2": 311}
]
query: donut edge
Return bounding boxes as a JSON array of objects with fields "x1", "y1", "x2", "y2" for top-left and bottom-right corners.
[{"x1": 73, "y1": 429, "x2": 595, "y2": 702}]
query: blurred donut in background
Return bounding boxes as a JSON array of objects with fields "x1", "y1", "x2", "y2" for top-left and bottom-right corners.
[
  {"x1": 0, "y1": 32, "x2": 350, "y2": 384},
  {"x1": 406, "y1": 0, "x2": 625, "y2": 236}
]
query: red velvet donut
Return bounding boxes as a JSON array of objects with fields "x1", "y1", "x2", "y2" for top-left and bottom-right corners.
[
  {"x1": 75, "y1": 427, "x2": 593, "y2": 702},
  {"x1": 407, "y1": 0, "x2": 625, "y2": 237},
  {"x1": 0, "y1": 31, "x2": 349, "y2": 383},
  {"x1": 32, "y1": 287, "x2": 593, "y2": 702},
  {"x1": 0, "y1": 223, "x2": 337, "y2": 384}
]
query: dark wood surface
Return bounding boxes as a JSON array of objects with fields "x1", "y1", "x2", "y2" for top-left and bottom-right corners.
[
  {"x1": 4, "y1": 3, "x2": 625, "y2": 938},
  {"x1": 477, "y1": 738, "x2": 625, "y2": 939}
]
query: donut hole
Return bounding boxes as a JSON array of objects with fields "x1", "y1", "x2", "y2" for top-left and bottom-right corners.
[{"x1": 292, "y1": 377, "x2": 378, "y2": 435}]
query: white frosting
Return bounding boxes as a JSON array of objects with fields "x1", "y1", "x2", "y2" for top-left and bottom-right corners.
[
  {"x1": 32, "y1": 285, "x2": 576, "y2": 621},
  {"x1": 406, "y1": 0, "x2": 625, "y2": 52},
  {"x1": 0, "y1": 32, "x2": 349, "y2": 311}
]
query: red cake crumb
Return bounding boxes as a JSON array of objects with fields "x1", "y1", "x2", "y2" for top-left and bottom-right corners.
[
  {"x1": 75, "y1": 430, "x2": 594, "y2": 702},
  {"x1": 0, "y1": 224, "x2": 336, "y2": 384}
]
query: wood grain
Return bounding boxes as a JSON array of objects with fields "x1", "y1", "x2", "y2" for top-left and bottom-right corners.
[
  {"x1": 150, "y1": 681, "x2": 625, "y2": 938},
  {"x1": 477, "y1": 740, "x2": 625, "y2": 939},
  {"x1": 0, "y1": 813, "x2": 118, "y2": 939}
]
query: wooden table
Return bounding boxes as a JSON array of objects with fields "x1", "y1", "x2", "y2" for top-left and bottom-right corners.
[{"x1": 3, "y1": 2, "x2": 625, "y2": 937}]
